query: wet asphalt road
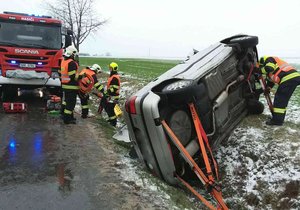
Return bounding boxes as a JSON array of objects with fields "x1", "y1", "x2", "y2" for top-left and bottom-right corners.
[
  {"x1": 0, "y1": 95, "x2": 151, "y2": 210},
  {"x1": 0, "y1": 95, "x2": 110, "y2": 210},
  {"x1": 0, "y1": 93, "x2": 200, "y2": 210}
]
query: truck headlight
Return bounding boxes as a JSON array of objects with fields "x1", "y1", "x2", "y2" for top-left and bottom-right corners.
[{"x1": 51, "y1": 72, "x2": 60, "y2": 79}]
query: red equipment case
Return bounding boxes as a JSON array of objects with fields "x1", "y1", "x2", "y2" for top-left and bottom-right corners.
[
  {"x1": 46, "y1": 95, "x2": 61, "y2": 111},
  {"x1": 3, "y1": 102, "x2": 27, "y2": 113}
]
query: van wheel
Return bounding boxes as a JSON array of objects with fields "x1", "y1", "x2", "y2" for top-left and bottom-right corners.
[
  {"x1": 161, "y1": 82, "x2": 204, "y2": 104},
  {"x1": 229, "y1": 35, "x2": 258, "y2": 48},
  {"x1": 166, "y1": 109, "x2": 193, "y2": 146},
  {"x1": 247, "y1": 99, "x2": 264, "y2": 115},
  {"x1": 164, "y1": 108, "x2": 194, "y2": 177}
]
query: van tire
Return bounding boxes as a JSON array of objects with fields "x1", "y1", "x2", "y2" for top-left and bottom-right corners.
[
  {"x1": 229, "y1": 36, "x2": 258, "y2": 48},
  {"x1": 247, "y1": 99, "x2": 264, "y2": 115}
]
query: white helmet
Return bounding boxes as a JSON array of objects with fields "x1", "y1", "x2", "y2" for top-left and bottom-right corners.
[
  {"x1": 89, "y1": 64, "x2": 102, "y2": 73},
  {"x1": 64, "y1": 45, "x2": 78, "y2": 57}
]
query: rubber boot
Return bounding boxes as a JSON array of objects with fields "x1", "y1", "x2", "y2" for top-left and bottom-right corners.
[
  {"x1": 266, "y1": 119, "x2": 283, "y2": 126},
  {"x1": 64, "y1": 114, "x2": 76, "y2": 124},
  {"x1": 71, "y1": 112, "x2": 77, "y2": 121},
  {"x1": 266, "y1": 113, "x2": 285, "y2": 126},
  {"x1": 109, "y1": 119, "x2": 117, "y2": 127},
  {"x1": 81, "y1": 108, "x2": 88, "y2": 119}
]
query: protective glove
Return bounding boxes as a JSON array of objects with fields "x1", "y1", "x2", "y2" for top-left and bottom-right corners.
[
  {"x1": 92, "y1": 92, "x2": 102, "y2": 98},
  {"x1": 264, "y1": 87, "x2": 272, "y2": 95},
  {"x1": 255, "y1": 88, "x2": 263, "y2": 95},
  {"x1": 266, "y1": 80, "x2": 275, "y2": 89},
  {"x1": 100, "y1": 96, "x2": 107, "y2": 108},
  {"x1": 253, "y1": 64, "x2": 262, "y2": 74},
  {"x1": 97, "y1": 92, "x2": 103, "y2": 98}
]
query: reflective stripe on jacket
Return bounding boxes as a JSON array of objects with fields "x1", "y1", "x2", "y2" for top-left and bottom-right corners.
[
  {"x1": 266, "y1": 57, "x2": 299, "y2": 84},
  {"x1": 60, "y1": 59, "x2": 79, "y2": 90},
  {"x1": 106, "y1": 74, "x2": 120, "y2": 100}
]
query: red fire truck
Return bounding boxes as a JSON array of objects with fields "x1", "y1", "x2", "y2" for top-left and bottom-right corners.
[{"x1": 0, "y1": 11, "x2": 72, "y2": 99}]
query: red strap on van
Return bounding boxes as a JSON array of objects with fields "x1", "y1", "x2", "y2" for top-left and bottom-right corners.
[
  {"x1": 246, "y1": 63, "x2": 254, "y2": 81},
  {"x1": 189, "y1": 103, "x2": 219, "y2": 181},
  {"x1": 161, "y1": 118, "x2": 228, "y2": 210},
  {"x1": 175, "y1": 174, "x2": 217, "y2": 210}
]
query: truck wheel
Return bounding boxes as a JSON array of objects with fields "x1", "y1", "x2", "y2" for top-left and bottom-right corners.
[
  {"x1": 48, "y1": 87, "x2": 62, "y2": 97},
  {"x1": 0, "y1": 86, "x2": 2, "y2": 101},
  {"x1": 2, "y1": 86, "x2": 18, "y2": 101}
]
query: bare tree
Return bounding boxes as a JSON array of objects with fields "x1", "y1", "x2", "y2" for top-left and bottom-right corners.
[{"x1": 46, "y1": 0, "x2": 107, "y2": 51}]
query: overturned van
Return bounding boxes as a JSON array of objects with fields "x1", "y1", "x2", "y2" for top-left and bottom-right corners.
[{"x1": 124, "y1": 35, "x2": 263, "y2": 191}]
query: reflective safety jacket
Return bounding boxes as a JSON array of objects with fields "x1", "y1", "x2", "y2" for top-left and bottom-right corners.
[
  {"x1": 99, "y1": 72, "x2": 120, "y2": 101},
  {"x1": 79, "y1": 68, "x2": 102, "y2": 93},
  {"x1": 260, "y1": 56, "x2": 300, "y2": 84},
  {"x1": 60, "y1": 58, "x2": 79, "y2": 90}
]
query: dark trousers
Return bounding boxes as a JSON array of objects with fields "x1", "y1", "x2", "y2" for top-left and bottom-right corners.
[
  {"x1": 103, "y1": 101, "x2": 117, "y2": 127},
  {"x1": 63, "y1": 89, "x2": 77, "y2": 122},
  {"x1": 272, "y1": 77, "x2": 300, "y2": 123},
  {"x1": 79, "y1": 92, "x2": 89, "y2": 117}
]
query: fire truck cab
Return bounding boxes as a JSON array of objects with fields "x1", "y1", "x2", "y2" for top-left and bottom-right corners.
[{"x1": 0, "y1": 11, "x2": 72, "y2": 99}]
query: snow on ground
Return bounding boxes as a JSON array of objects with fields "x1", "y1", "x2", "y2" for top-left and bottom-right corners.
[
  {"x1": 216, "y1": 95, "x2": 300, "y2": 209},
  {"x1": 120, "y1": 81, "x2": 139, "y2": 101},
  {"x1": 286, "y1": 104, "x2": 300, "y2": 124},
  {"x1": 116, "y1": 157, "x2": 173, "y2": 209},
  {"x1": 115, "y1": 155, "x2": 200, "y2": 210}
]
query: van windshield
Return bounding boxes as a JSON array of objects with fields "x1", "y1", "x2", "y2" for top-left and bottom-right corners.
[{"x1": 0, "y1": 20, "x2": 61, "y2": 49}]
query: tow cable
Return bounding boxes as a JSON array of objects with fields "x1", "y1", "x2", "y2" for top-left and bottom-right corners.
[{"x1": 161, "y1": 103, "x2": 229, "y2": 210}]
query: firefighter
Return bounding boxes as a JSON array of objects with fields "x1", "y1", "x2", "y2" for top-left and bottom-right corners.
[
  {"x1": 257, "y1": 56, "x2": 300, "y2": 125},
  {"x1": 99, "y1": 62, "x2": 121, "y2": 127},
  {"x1": 60, "y1": 45, "x2": 79, "y2": 124},
  {"x1": 78, "y1": 63, "x2": 102, "y2": 118}
]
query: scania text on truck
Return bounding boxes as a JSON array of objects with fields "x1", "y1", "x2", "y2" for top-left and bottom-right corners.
[{"x1": 0, "y1": 11, "x2": 72, "y2": 99}]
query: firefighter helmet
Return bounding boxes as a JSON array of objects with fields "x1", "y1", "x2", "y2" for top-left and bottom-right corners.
[
  {"x1": 109, "y1": 62, "x2": 118, "y2": 71},
  {"x1": 64, "y1": 45, "x2": 78, "y2": 57},
  {"x1": 90, "y1": 64, "x2": 102, "y2": 73}
]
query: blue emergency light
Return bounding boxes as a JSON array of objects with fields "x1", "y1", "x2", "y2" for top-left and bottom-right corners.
[{"x1": 9, "y1": 141, "x2": 16, "y2": 148}]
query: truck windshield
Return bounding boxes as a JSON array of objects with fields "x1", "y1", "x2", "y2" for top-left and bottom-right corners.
[{"x1": 0, "y1": 20, "x2": 61, "y2": 49}]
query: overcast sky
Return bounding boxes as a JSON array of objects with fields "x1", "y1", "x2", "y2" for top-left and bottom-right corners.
[{"x1": 1, "y1": 0, "x2": 300, "y2": 59}]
